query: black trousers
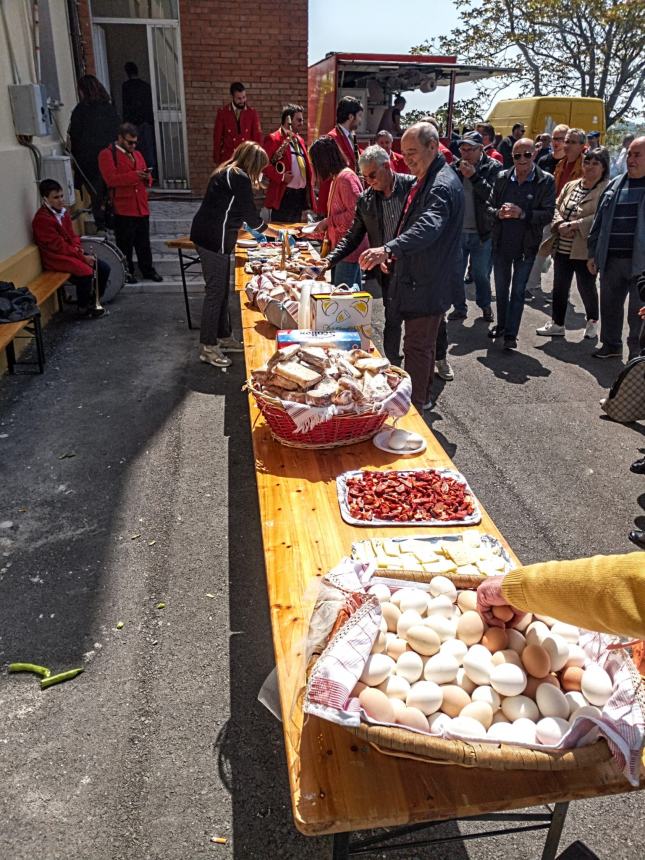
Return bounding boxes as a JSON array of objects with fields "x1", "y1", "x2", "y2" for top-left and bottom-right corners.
[
  {"x1": 196, "y1": 246, "x2": 232, "y2": 344},
  {"x1": 271, "y1": 188, "x2": 307, "y2": 224},
  {"x1": 552, "y1": 253, "x2": 599, "y2": 326},
  {"x1": 114, "y1": 214, "x2": 154, "y2": 276},
  {"x1": 380, "y1": 275, "x2": 403, "y2": 366},
  {"x1": 69, "y1": 258, "x2": 111, "y2": 308}
]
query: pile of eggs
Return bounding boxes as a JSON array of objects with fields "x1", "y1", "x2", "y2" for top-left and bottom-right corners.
[{"x1": 354, "y1": 577, "x2": 612, "y2": 746}]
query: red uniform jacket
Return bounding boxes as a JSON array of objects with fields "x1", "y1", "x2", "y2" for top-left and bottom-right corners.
[
  {"x1": 316, "y1": 125, "x2": 360, "y2": 215},
  {"x1": 262, "y1": 128, "x2": 316, "y2": 212},
  {"x1": 439, "y1": 142, "x2": 454, "y2": 164},
  {"x1": 390, "y1": 150, "x2": 409, "y2": 174},
  {"x1": 212, "y1": 103, "x2": 262, "y2": 164},
  {"x1": 98, "y1": 145, "x2": 151, "y2": 217},
  {"x1": 32, "y1": 206, "x2": 92, "y2": 277},
  {"x1": 485, "y1": 144, "x2": 504, "y2": 164}
]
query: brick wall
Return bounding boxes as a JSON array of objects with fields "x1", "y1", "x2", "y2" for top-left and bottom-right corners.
[
  {"x1": 179, "y1": 0, "x2": 308, "y2": 193},
  {"x1": 76, "y1": 0, "x2": 96, "y2": 75}
]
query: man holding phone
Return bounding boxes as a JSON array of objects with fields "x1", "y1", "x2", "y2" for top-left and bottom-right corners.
[{"x1": 98, "y1": 122, "x2": 162, "y2": 283}]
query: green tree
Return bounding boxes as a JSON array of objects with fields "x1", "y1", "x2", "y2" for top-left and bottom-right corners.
[
  {"x1": 400, "y1": 99, "x2": 483, "y2": 132},
  {"x1": 412, "y1": 0, "x2": 645, "y2": 127}
]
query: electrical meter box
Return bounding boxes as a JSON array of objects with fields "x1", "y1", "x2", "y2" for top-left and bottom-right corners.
[
  {"x1": 9, "y1": 84, "x2": 51, "y2": 136},
  {"x1": 41, "y1": 155, "x2": 75, "y2": 204}
]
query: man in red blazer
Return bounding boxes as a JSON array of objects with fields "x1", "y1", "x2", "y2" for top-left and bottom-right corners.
[
  {"x1": 98, "y1": 122, "x2": 162, "y2": 283},
  {"x1": 375, "y1": 130, "x2": 409, "y2": 174},
  {"x1": 262, "y1": 104, "x2": 315, "y2": 223},
  {"x1": 316, "y1": 95, "x2": 363, "y2": 214},
  {"x1": 212, "y1": 82, "x2": 263, "y2": 166},
  {"x1": 33, "y1": 179, "x2": 109, "y2": 317}
]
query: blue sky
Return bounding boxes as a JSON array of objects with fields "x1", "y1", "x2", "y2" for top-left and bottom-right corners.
[{"x1": 308, "y1": 0, "x2": 519, "y2": 114}]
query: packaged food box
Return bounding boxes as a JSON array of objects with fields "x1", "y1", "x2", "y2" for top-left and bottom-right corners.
[{"x1": 276, "y1": 329, "x2": 362, "y2": 350}]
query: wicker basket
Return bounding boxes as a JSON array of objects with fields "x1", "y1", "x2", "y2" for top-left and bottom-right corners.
[{"x1": 248, "y1": 366, "x2": 409, "y2": 449}]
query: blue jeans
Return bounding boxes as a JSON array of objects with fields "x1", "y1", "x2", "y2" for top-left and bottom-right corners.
[
  {"x1": 453, "y1": 233, "x2": 492, "y2": 314},
  {"x1": 493, "y1": 253, "x2": 535, "y2": 338},
  {"x1": 332, "y1": 261, "x2": 361, "y2": 288}
]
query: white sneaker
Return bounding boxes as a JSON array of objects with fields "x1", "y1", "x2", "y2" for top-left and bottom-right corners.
[
  {"x1": 536, "y1": 321, "x2": 565, "y2": 336},
  {"x1": 584, "y1": 320, "x2": 599, "y2": 339},
  {"x1": 217, "y1": 335, "x2": 245, "y2": 352},
  {"x1": 435, "y1": 359, "x2": 454, "y2": 381},
  {"x1": 199, "y1": 344, "x2": 232, "y2": 367}
]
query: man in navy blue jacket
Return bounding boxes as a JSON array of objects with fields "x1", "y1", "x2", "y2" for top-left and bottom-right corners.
[{"x1": 359, "y1": 122, "x2": 464, "y2": 412}]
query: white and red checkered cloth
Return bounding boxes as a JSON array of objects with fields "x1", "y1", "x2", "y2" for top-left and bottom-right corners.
[{"x1": 303, "y1": 559, "x2": 645, "y2": 786}]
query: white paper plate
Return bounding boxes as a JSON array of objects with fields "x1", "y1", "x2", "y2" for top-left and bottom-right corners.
[
  {"x1": 237, "y1": 239, "x2": 258, "y2": 248},
  {"x1": 300, "y1": 223, "x2": 323, "y2": 236},
  {"x1": 372, "y1": 429, "x2": 426, "y2": 456}
]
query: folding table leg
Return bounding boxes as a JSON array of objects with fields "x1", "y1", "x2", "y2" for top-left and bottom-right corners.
[
  {"x1": 541, "y1": 802, "x2": 569, "y2": 860},
  {"x1": 332, "y1": 832, "x2": 350, "y2": 859},
  {"x1": 178, "y1": 248, "x2": 193, "y2": 330},
  {"x1": 33, "y1": 315, "x2": 45, "y2": 373},
  {"x1": 6, "y1": 341, "x2": 16, "y2": 374}
]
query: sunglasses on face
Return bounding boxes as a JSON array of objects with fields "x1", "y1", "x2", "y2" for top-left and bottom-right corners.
[{"x1": 513, "y1": 151, "x2": 533, "y2": 160}]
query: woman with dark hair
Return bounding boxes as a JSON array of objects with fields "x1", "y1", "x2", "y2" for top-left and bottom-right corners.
[
  {"x1": 537, "y1": 146, "x2": 610, "y2": 340},
  {"x1": 190, "y1": 141, "x2": 279, "y2": 367},
  {"x1": 68, "y1": 75, "x2": 120, "y2": 229},
  {"x1": 309, "y1": 135, "x2": 367, "y2": 287}
]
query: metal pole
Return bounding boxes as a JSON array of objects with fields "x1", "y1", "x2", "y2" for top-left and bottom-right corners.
[
  {"x1": 541, "y1": 802, "x2": 569, "y2": 860},
  {"x1": 446, "y1": 69, "x2": 457, "y2": 139},
  {"x1": 332, "y1": 832, "x2": 350, "y2": 859}
]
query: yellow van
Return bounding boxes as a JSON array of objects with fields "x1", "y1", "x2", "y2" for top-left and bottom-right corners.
[{"x1": 487, "y1": 97, "x2": 605, "y2": 141}]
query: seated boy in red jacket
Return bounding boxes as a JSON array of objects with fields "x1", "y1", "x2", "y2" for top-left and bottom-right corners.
[{"x1": 33, "y1": 179, "x2": 110, "y2": 318}]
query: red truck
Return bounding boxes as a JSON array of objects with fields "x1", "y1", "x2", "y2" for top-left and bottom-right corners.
[{"x1": 308, "y1": 52, "x2": 513, "y2": 146}]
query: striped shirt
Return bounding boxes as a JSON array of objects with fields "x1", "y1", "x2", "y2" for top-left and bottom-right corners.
[
  {"x1": 557, "y1": 181, "x2": 590, "y2": 256},
  {"x1": 608, "y1": 177, "x2": 645, "y2": 257},
  {"x1": 381, "y1": 178, "x2": 408, "y2": 243}
]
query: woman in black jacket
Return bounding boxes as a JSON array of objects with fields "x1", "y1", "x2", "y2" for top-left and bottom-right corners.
[
  {"x1": 68, "y1": 76, "x2": 120, "y2": 229},
  {"x1": 190, "y1": 142, "x2": 279, "y2": 367}
]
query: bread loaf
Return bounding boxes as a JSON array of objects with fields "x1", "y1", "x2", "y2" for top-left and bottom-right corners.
[{"x1": 274, "y1": 361, "x2": 322, "y2": 390}]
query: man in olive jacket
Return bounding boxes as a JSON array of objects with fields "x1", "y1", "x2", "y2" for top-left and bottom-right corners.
[{"x1": 359, "y1": 122, "x2": 464, "y2": 412}]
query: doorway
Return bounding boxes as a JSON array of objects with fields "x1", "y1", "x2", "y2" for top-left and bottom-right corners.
[{"x1": 91, "y1": 18, "x2": 189, "y2": 189}]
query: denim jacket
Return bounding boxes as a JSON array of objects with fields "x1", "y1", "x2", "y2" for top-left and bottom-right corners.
[{"x1": 587, "y1": 173, "x2": 645, "y2": 276}]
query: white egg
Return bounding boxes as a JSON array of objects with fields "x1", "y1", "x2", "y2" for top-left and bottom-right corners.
[
  {"x1": 440, "y1": 638, "x2": 468, "y2": 664},
  {"x1": 424, "y1": 615, "x2": 457, "y2": 642},
  {"x1": 381, "y1": 602, "x2": 401, "y2": 632},
  {"x1": 390, "y1": 589, "x2": 404, "y2": 607},
  {"x1": 460, "y1": 701, "x2": 494, "y2": 729},
  {"x1": 525, "y1": 620, "x2": 550, "y2": 645},
  {"x1": 423, "y1": 653, "x2": 459, "y2": 684},
  {"x1": 581, "y1": 666, "x2": 613, "y2": 706},
  {"x1": 427, "y1": 595, "x2": 455, "y2": 617},
  {"x1": 487, "y1": 721, "x2": 515, "y2": 742},
  {"x1": 457, "y1": 590, "x2": 478, "y2": 612},
  {"x1": 428, "y1": 576, "x2": 458, "y2": 602},
  {"x1": 492, "y1": 710, "x2": 511, "y2": 724},
  {"x1": 564, "y1": 644, "x2": 587, "y2": 669},
  {"x1": 536, "y1": 716, "x2": 569, "y2": 745},
  {"x1": 372, "y1": 629, "x2": 387, "y2": 653},
  {"x1": 360, "y1": 653, "x2": 395, "y2": 686},
  {"x1": 569, "y1": 704, "x2": 602, "y2": 723},
  {"x1": 506, "y1": 629, "x2": 527, "y2": 655},
  {"x1": 406, "y1": 680, "x2": 443, "y2": 715},
  {"x1": 368, "y1": 583, "x2": 392, "y2": 603},
  {"x1": 403, "y1": 431, "x2": 424, "y2": 450},
  {"x1": 451, "y1": 715, "x2": 486, "y2": 738},
  {"x1": 463, "y1": 644, "x2": 493, "y2": 686},
  {"x1": 501, "y1": 695, "x2": 540, "y2": 722},
  {"x1": 471, "y1": 685, "x2": 501, "y2": 712},
  {"x1": 385, "y1": 635, "x2": 410, "y2": 659},
  {"x1": 378, "y1": 674, "x2": 411, "y2": 701},
  {"x1": 550, "y1": 621, "x2": 580, "y2": 644},
  {"x1": 389, "y1": 697, "x2": 406, "y2": 715},
  {"x1": 512, "y1": 612, "x2": 533, "y2": 632},
  {"x1": 541, "y1": 634, "x2": 570, "y2": 672},
  {"x1": 455, "y1": 667, "x2": 477, "y2": 694},
  {"x1": 489, "y1": 663, "x2": 527, "y2": 697},
  {"x1": 427, "y1": 712, "x2": 452, "y2": 733},
  {"x1": 398, "y1": 588, "x2": 429, "y2": 615},
  {"x1": 379, "y1": 617, "x2": 388, "y2": 634},
  {"x1": 534, "y1": 614, "x2": 557, "y2": 626},
  {"x1": 397, "y1": 609, "x2": 424, "y2": 640},
  {"x1": 564, "y1": 691, "x2": 588, "y2": 714},
  {"x1": 396, "y1": 651, "x2": 424, "y2": 683},
  {"x1": 512, "y1": 718, "x2": 537, "y2": 744},
  {"x1": 536, "y1": 684, "x2": 570, "y2": 719}
]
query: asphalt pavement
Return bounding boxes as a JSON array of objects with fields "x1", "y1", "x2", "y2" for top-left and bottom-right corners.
[{"x1": 0, "y1": 274, "x2": 643, "y2": 860}]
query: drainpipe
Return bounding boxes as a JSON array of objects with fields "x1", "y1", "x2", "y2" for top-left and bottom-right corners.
[{"x1": 32, "y1": 0, "x2": 41, "y2": 83}]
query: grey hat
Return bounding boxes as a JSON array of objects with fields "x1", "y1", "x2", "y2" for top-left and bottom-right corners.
[{"x1": 459, "y1": 131, "x2": 483, "y2": 146}]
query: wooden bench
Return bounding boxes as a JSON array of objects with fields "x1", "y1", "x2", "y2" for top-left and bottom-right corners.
[{"x1": 0, "y1": 271, "x2": 69, "y2": 373}]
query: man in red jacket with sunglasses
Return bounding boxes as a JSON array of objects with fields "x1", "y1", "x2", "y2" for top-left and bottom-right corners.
[{"x1": 212, "y1": 82, "x2": 263, "y2": 166}]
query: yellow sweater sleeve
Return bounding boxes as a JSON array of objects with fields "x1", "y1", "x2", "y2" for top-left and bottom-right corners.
[{"x1": 501, "y1": 552, "x2": 645, "y2": 640}]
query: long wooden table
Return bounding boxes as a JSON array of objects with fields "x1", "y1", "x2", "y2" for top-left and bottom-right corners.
[{"x1": 235, "y1": 244, "x2": 643, "y2": 856}]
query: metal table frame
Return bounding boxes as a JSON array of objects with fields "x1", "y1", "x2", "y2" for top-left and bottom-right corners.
[
  {"x1": 332, "y1": 802, "x2": 569, "y2": 858},
  {"x1": 177, "y1": 246, "x2": 201, "y2": 330}
]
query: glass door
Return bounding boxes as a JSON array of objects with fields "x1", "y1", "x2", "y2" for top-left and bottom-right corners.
[{"x1": 147, "y1": 24, "x2": 189, "y2": 188}]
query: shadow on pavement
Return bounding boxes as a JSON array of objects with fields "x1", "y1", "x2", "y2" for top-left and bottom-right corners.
[
  {"x1": 537, "y1": 339, "x2": 624, "y2": 388},
  {"x1": 477, "y1": 349, "x2": 551, "y2": 384}
]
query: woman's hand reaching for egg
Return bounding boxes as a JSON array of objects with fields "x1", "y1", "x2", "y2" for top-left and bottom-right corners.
[{"x1": 477, "y1": 576, "x2": 527, "y2": 628}]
